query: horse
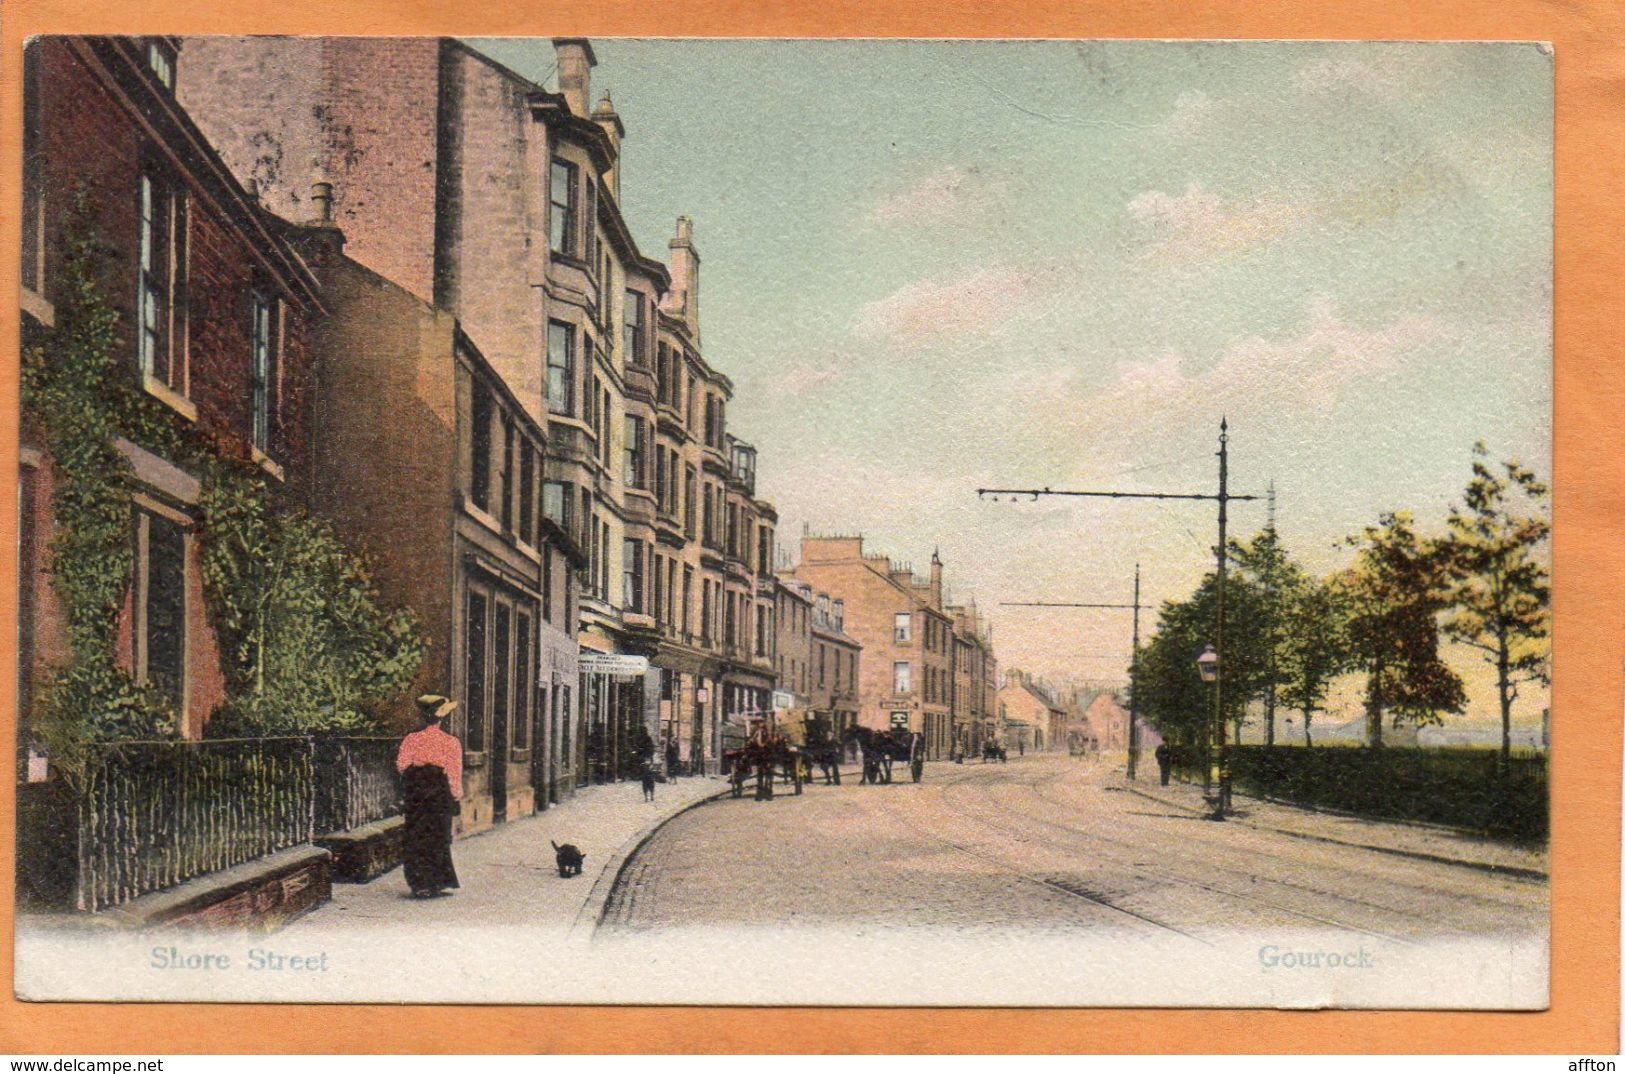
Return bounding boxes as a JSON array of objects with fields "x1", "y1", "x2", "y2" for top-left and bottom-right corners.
[
  {"x1": 843, "y1": 726, "x2": 926, "y2": 784},
  {"x1": 843, "y1": 725, "x2": 891, "y2": 784}
]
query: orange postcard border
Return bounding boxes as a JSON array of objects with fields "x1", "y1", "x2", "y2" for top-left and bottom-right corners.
[{"x1": 0, "y1": 0, "x2": 1618, "y2": 1055}]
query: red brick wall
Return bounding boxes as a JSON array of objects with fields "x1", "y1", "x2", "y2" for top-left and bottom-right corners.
[
  {"x1": 26, "y1": 38, "x2": 321, "y2": 737},
  {"x1": 34, "y1": 39, "x2": 318, "y2": 487},
  {"x1": 318, "y1": 38, "x2": 444, "y2": 304}
]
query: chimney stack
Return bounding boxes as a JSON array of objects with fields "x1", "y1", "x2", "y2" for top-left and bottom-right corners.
[
  {"x1": 667, "y1": 215, "x2": 700, "y2": 343},
  {"x1": 310, "y1": 181, "x2": 334, "y2": 224},
  {"x1": 592, "y1": 91, "x2": 625, "y2": 200},
  {"x1": 553, "y1": 38, "x2": 597, "y2": 118}
]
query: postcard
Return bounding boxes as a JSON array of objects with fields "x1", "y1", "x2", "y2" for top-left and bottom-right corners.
[{"x1": 13, "y1": 34, "x2": 1551, "y2": 1008}]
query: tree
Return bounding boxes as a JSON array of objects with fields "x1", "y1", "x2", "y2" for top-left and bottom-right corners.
[
  {"x1": 1228, "y1": 527, "x2": 1308, "y2": 745},
  {"x1": 1276, "y1": 576, "x2": 1351, "y2": 747},
  {"x1": 1135, "y1": 570, "x2": 1270, "y2": 750},
  {"x1": 1337, "y1": 511, "x2": 1466, "y2": 745},
  {"x1": 21, "y1": 195, "x2": 176, "y2": 765},
  {"x1": 1439, "y1": 443, "x2": 1550, "y2": 765},
  {"x1": 197, "y1": 462, "x2": 424, "y2": 737}
]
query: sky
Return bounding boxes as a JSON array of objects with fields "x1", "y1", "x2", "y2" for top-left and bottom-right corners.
[{"x1": 472, "y1": 38, "x2": 1552, "y2": 730}]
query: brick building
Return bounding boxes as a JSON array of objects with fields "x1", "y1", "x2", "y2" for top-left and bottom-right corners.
[
  {"x1": 808, "y1": 590, "x2": 862, "y2": 744},
  {"x1": 792, "y1": 536, "x2": 970, "y2": 759},
  {"x1": 949, "y1": 600, "x2": 996, "y2": 758},
  {"x1": 178, "y1": 36, "x2": 781, "y2": 780},
  {"x1": 18, "y1": 37, "x2": 322, "y2": 742}
]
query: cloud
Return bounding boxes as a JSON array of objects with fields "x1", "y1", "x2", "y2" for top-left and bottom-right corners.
[
  {"x1": 1155, "y1": 90, "x2": 1220, "y2": 139},
  {"x1": 867, "y1": 164, "x2": 1007, "y2": 227},
  {"x1": 1087, "y1": 298, "x2": 1451, "y2": 435},
  {"x1": 1126, "y1": 181, "x2": 1308, "y2": 262},
  {"x1": 852, "y1": 262, "x2": 1070, "y2": 349},
  {"x1": 1291, "y1": 51, "x2": 1444, "y2": 102},
  {"x1": 760, "y1": 362, "x2": 842, "y2": 400}
]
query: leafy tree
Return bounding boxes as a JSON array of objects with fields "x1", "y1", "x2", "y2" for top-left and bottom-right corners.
[
  {"x1": 1228, "y1": 527, "x2": 1308, "y2": 745},
  {"x1": 198, "y1": 462, "x2": 424, "y2": 737},
  {"x1": 1135, "y1": 569, "x2": 1270, "y2": 750},
  {"x1": 1439, "y1": 443, "x2": 1550, "y2": 765},
  {"x1": 1337, "y1": 511, "x2": 1465, "y2": 745},
  {"x1": 1276, "y1": 576, "x2": 1352, "y2": 747}
]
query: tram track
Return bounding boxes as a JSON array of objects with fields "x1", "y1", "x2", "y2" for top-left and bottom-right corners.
[
  {"x1": 927, "y1": 763, "x2": 1421, "y2": 946},
  {"x1": 1017, "y1": 766, "x2": 1542, "y2": 922}
]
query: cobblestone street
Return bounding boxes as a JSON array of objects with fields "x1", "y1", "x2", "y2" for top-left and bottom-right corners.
[{"x1": 603, "y1": 754, "x2": 1548, "y2": 943}]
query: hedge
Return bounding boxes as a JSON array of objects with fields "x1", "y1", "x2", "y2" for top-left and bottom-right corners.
[{"x1": 1221, "y1": 744, "x2": 1547, "y2": 842}]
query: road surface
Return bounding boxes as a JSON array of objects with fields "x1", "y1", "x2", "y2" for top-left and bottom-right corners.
[{"x1": 602, "y1": 753, "x2": 1546, "y2": 944}]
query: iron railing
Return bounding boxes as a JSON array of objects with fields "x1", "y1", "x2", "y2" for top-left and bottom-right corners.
[
  {"x1": 58, "y1": 734, "x2": 403, "y2": 912},
  {"x1": 313, "y1": 736, "x2": 402, "y2": 836}
]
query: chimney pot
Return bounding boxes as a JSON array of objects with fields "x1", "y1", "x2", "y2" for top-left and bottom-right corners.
[{"x1": 311, "y1": 181, "x2": 334, "y2": 224}]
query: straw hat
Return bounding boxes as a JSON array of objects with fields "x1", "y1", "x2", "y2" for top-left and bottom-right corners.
[{"x1": 415, "y1": 694, "x2": 459, "y2": 719}]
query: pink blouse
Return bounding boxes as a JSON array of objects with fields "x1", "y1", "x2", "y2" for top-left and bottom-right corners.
[{"x1": 396, "y1": 725, "x2": 464, "y2": 800}]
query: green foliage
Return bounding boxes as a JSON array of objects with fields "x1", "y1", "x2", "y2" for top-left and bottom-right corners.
[
  {"x1": 1276, "y1": 576, "x2": 1352, "y2": 746},
  {"x1": 197, "y1": 462, "x2": 424, "y2": 738},
  {"x1": 21, "y1": 192, "x2": 423, "y2": 757},
  {"x1": 1227, "y1": 527, "x2": 1305, "y2": 739},
  {"x1": 20, "y1": 194, "x2": 176, "y2": 763},
  {"x1": 1229, "y1": 745, "x2": 1547, "y2": 842},
  {"x1": 1439, "y1": 442, "x2": 1551, "y2": 762},
  {"x1": 1336, "y1": 510, "x2": 1466, "y2": 743},
  {"x1": 1135, "y1": 565, "x2": 1271, "y2": 745}
]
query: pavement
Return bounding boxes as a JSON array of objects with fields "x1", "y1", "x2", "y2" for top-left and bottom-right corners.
[
  {"x1": 278, "y1": 770, "x2": 738, "y2": 941},
  {"x1": 1124, "y1": 771, "x2": 1548, "y2": 879}
]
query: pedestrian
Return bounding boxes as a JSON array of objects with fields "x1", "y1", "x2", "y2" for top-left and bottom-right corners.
[
  {"x1": 666, "y1": 736, "x2": 680, "y2": 781},
  {"x1": 640, "y1": 761, "x2": 657, "y2": 802},
  {"x1": 1019, "y1": 740, "x2": 1025, "y2": 757},
  {"x1": 396, "y1": 694, "x2": 463, "y2": 898},
  {"x1": 1155, "y1": 742, "x2": 1172, "y2": 786}
]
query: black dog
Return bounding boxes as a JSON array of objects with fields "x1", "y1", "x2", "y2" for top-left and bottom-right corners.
[{"x1": 551, "y1": 839, "x2": 585, "y2": 878}]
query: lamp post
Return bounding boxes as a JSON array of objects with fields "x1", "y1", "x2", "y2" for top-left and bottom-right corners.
[{"x1": 1195, "y1": 643, "x2": 1222, "y2": 818}]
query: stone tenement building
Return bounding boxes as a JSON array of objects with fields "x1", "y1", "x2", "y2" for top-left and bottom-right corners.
[
  {"x1": 998, "y1": 670, "x2": 1066, "y2": 752},
  {"x1": 178, "y1": 36, "x2": 780, "y2": 784},
  {"x1": 792, "y1": 536, "x2": 992, "y2": 760},
  {"x1": 19, "y1": 37, "x2": 323, "y2": 741}
]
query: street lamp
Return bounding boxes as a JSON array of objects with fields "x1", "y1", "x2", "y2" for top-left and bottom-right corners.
[
  {"x1": 1194, "y1": 643, "x2": 1224, "y2": 820},
  {"x1": 1195, "y1": 644, "x2": 1218, "y2": 683}
]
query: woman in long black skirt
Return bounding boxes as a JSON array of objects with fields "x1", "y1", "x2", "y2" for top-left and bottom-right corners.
[{"x1": 395, "y1": 694, "x2": 464, "y2": 897}]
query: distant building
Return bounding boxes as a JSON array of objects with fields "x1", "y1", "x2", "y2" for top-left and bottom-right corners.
[
  {"x1": 792, "y1": 536, "x2": 964, "y2": 759},
  {"x1": 998, "y1": 671, "x2": 1065, "y2": 752}
]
